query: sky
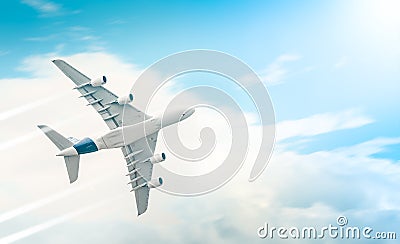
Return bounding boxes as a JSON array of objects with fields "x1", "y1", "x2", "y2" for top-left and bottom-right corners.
[{"x1": 0, "y1": 0, "x2": 399, "y2": 243}]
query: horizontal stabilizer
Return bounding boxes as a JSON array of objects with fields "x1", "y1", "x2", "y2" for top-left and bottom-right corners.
[{"x1": 37, "y1": 125, "x2": 73, "y2": 150}]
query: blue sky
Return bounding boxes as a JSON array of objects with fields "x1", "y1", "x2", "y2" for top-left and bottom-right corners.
[{"x1": 0, "y1": 0, "x2": 399, "y2": 243}]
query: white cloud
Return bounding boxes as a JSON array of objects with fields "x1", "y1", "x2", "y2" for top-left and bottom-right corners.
[
  {"x1": 0, "y1": 96, "x2": 58, "y2": 122},
  {"x1": 21, "y1": 0, "x2": 61, "y2": 15},
  {"x1": 276, "y1": 54, "x2": 301, "y2": 63},
  {"x1": 202, "y1": 136, "x2": 400, "y2": 243},
  {"x1": 33, "y1": 134, "x2": 397, "y2": 244},
  {"x1": 334, "y1": 56, "x2": 348, "y2": 68},
  {"x1": 80, "y1": 35, "x2": 96, "y2": 41},
  {"x1": 0, "y1": 196, "x2": 118, "y2": 243},
  {"x1": 276, "y1": 109, "x2": 373, "y2": 141},
  {"x1": 1, "y1": 51, "x2": 399, "y2": 244},
  {"x1": 24, "y1": 34, "x2": 57, "y2": 42},
  {"x1": 333, "y1": 137, "x2": 400, "y2": 159},
  {"x1": 0, "y1": 180, "x2": 103, "y2": 224},
  {"x1": 68, "y1": 26, "x2": 89, "y2": 32},
  {"x1": 260, "y1": 54, "x2": 301, "y2": 85},
  {"x1": 108, "y1": 19, "x2": 127, "y2": 25},
  {"x1": 0, "y1": 51, "x2": 144, "y2": 206},
  {"x1": 0, "y1": 50, "x2": 10, "y2": 56},
  {"x1": 21, "y1": 0, "x2": 81, "y2": 17}
]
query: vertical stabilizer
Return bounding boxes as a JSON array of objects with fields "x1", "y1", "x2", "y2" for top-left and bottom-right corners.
[{"x1": 63, "y1": 155, "x2": 80, "y2": 183}]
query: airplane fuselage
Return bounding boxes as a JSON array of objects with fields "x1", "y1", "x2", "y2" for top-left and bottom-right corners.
[{"x1": 57, "y1": 108, "x2": 195, "y2": 156}]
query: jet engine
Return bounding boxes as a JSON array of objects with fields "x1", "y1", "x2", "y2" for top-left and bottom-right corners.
[
  {"x1": 117, "y1": 94, "x2": 134, "y2": 105},
  {"x1": 147, "y1": 177, "x2": 163, "y2": 188},
  {"x1": 90, "y1": 76, "x2": 107, "y2": 87},
  {"x1": 149, "y1": 153, "x2": 166, "y2": 164}
]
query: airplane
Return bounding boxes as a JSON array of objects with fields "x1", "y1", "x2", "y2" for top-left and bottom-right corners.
[{"x1": 38, "y1": 60, "x2": 195, "y2": 215}]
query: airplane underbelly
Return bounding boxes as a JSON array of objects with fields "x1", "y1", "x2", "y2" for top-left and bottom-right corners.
[{"x1": 96, "y1": 120, "x2": 159, "y2": 149}]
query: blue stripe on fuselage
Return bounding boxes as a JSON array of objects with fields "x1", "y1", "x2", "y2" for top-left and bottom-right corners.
[{"x1": 73, "y1": 138, "x2": 98, "y2": 154}]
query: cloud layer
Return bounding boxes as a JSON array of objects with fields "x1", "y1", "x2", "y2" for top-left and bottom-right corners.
[{"x1": 0, "y1": 51, "x2": 399, "y2": 244}]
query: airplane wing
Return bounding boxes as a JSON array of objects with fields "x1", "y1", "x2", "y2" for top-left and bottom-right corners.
[
  {"x1": 53, "y1": 59, "x2": 158, "y2": 215},
  {"x1": 123, "y1": 132, "x2": 158, "y2": 215},
  {"x1": 52, "y1": 59, "x2": 150, "y2": 130}
]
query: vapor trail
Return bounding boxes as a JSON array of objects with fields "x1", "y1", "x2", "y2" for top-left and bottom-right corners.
[
  {"x1": 0, "y1": 114, "x2": 85, "y2": 151},
  {"x1": 0, "y1": 96, "x2": 59, "y2": 122},
  {"x1": 0, "y1": 179, "x2": 105, "y2": 224},
  {"x1": 0, "y1": 195, "x2": 121, "y2": 244}
]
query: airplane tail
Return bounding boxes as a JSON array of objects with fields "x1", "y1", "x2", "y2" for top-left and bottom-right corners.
[{"x1": 37, "y1": 125, "x2": 80, "y2": 183}]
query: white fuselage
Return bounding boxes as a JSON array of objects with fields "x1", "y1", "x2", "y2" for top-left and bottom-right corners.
[
  {"x1": 57, "y1": 107, "x2": 195, "y2": 156},
  {"x1": 94, "y1": 117, "x2": 161, "y2": 149}
]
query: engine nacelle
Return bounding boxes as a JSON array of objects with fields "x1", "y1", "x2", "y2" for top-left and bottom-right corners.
[
  {"x1": 117, "y1": 94, "x2": 134, "y2": 105},
  {"x1": 147, "y1": 177, "x2": 163, "y2": 188},
  {"x1": 149, "y1": 153, "x2": 166, "y2": 164},
  {"x1": 91, "y1": 76, "x2": 107, "y2": 87}
]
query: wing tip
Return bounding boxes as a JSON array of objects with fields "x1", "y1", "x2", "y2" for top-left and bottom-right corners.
[
  {"x1": 52, "y1": 59, "x2": 63, "y2": 63},
  {"x1": 37, "y1": 124, "x2": 48, "y2": 130}
]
